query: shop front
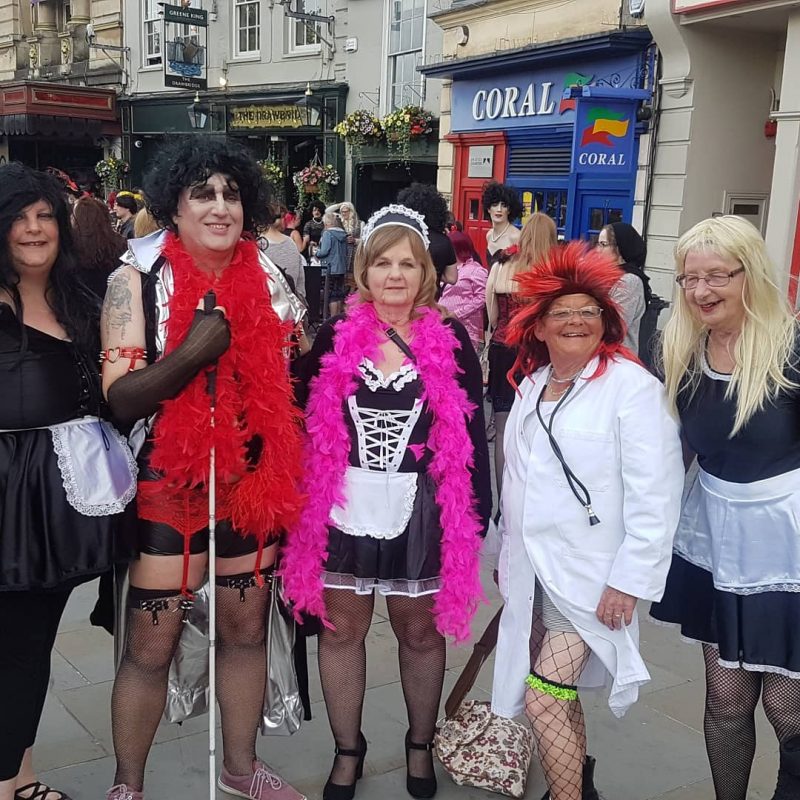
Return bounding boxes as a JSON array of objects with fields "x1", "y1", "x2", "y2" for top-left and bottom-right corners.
[
  {"x1": 421, "y1": 29, "x2": 654, "y2": 255},
  {"x1": 122, "y1": 83, "x2": 347, "y2": 208},
  {"x1": 0, "y1": 82, "x2": 120, "y2": 191}
]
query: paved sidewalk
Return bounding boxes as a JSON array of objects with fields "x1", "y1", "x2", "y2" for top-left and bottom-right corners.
[{"x1": 35, "y1": 563, "x2": 780, "y2": 800}]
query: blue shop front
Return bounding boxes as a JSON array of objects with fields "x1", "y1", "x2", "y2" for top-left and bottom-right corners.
[{"x1": 421, "y1": 29, "x2": 654, "y2": 246}]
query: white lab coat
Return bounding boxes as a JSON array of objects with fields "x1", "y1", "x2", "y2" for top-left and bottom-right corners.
[{"x1": 491, "y1": 356, "x2": 683, "y2": 718}]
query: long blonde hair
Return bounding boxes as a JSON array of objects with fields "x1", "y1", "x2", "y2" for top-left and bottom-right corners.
[
  {"x1": 662, "y1": 215, "x2": 797, "y2": 435},
  {"x1": 491, "y1": 212, "x2": 557, "y2": 294},
  {"x1": 353, "y1": 225, "x2": 438, "y2": 312}
]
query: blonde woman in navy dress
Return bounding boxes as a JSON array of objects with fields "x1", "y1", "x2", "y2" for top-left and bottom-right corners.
[{"x1": 651, "y1": 215, "x2": 800, "y2": 800}]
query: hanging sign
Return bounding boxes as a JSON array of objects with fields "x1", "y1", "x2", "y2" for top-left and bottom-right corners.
[
  {"x1": 163, "y1": 4, "x2": 208, "y2": 91},
  {"x1": 571, "y1": 99, "x2": 636, "y2": 175}
]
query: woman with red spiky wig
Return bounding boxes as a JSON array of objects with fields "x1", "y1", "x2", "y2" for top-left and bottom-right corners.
[{"x1": 490, "y1": 242, "x2": 684, "y2": 800}]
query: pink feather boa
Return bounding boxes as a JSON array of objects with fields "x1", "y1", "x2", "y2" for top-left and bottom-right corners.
[{"x1": 281, "y1": 299, "x2": 484, "y2": 642}]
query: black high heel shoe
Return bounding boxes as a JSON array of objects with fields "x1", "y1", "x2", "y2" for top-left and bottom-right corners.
[
  {"x1": 323, "y1": 731, "x2": 368, "y2": 800},
  {"x1": 405, "y1": 731, "x2": 437, "y2": 799}
]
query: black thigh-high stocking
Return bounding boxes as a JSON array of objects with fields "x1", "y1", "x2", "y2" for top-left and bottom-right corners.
[
  {"x1": 318, "y1": 590, "x2": 375, "y2": 785},
  {"x1": 702, "y1": 644, "x2": 762, "y2": 800},
  {"x1": 215, "y1": 570, "x2": 271, "y2": 776},
  {"x1": 386, "y1": 594, "x2": 446, "y2": 782},
  {"x1": 111, "y1": 589, "x2": 187, "y2": 790},
  {"x1": 761, "y1": 672, "x2": 800, "y2": 744},
  {"x1": 526, "y1": 632, "x2": 591, "y2": 800}
]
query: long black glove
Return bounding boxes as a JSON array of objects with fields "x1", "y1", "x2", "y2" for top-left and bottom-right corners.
[{"x1": 107, "y1": 309, "x2": 230, "y2": 424}]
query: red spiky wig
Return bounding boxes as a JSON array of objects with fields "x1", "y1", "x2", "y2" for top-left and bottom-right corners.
[{"x1": 504, "y1": 240, "x2": 639, "y2": 382}]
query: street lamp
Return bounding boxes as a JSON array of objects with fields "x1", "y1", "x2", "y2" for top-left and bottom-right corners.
[
  {"x1": 187, "y1": 90, "x2": 209, "y2": 129},
  {"x1": 296, "y1": 82, "x2": 322, "y2": 128}
]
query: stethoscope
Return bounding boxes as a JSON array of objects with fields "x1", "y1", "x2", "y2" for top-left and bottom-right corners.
[{"x1": 534, "y1": 371, "x2": 601, "y2": 527}]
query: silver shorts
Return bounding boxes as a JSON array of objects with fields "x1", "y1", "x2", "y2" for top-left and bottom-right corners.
[{"x1": 534, "y1": 579, "x2": 576, "y2": 633}]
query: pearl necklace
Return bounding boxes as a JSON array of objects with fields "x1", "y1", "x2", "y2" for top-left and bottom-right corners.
[
  {"x1": 549, "y1": 366, "x2": 585, "y2": 384},
  {"x1": 488, "y1": 223, "x2": 511, "y2": 243}
]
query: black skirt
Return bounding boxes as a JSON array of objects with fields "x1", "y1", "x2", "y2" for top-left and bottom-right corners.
[
  {"x1": 323, "y1": 471, "x2": 443, "y2": 596},
  {"x1": 0, "y1": 429, "x2": 135, "y2": 591},
  {"x1": 487, "y1": 341, "x2": 518, "y2": 412},
  {"x1": 651, "y1": 554, "x2": 800, "y2": 677}
]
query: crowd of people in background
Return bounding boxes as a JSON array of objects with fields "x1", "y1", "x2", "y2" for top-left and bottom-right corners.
[{"x1": 0, "y1": 141, "x2": 798, "y2": 800}]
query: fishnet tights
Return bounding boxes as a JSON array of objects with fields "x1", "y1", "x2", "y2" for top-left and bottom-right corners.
[
  {"x1": 702, "y1": 644, "x2": 800, "y2": 800},
  {"x1": 525, "y1": 631, "x2": 591, "y2": 800},
  {"x1": 317, "y1": 591, "x2": 446, "y2": 786},
  {"x1": 111, "y1": 578, "x2": 269, "y2": 790}
]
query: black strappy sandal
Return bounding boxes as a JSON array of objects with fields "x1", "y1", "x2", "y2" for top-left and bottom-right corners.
[{"x1": 14, "y1": 782, "x2": 73, "y2": 800}]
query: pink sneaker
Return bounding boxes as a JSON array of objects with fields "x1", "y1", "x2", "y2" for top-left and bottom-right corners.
[
  {"x1": 218, "y1": 760, "x2": 307, "y2": 800},
  {"x1": 105, "y1": 785, "x2": 143, "y2": 800}
]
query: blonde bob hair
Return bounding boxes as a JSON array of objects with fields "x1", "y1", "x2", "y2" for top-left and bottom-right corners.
[
  {"x1": 662, "y1": 214, "x2": 797, "y2": 435},
  {"x1": 353, "y1": 225, "x2": 439, "y2": 312}
]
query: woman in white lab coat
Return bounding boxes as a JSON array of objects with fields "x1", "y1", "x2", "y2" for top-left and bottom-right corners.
[{"x1": 491, "y1": 242, "x2": 684, "y2": 800}]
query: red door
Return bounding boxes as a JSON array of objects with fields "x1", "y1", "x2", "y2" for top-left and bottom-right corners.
[{"x1": 447, "y1": 131, "x2": 508, "y2": 266}]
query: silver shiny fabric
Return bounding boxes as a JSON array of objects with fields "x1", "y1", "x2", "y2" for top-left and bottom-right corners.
[{"x1": 262, "y1": 576, "x2": 303, "y2": 736}]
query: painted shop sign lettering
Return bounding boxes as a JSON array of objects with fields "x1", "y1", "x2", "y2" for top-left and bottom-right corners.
[
  {"x1": 229, "y1": 105, "x2": 305, "y2": 129},
  {"x1": 450, "y1": 56, "x2": 639, "y2": 133}
]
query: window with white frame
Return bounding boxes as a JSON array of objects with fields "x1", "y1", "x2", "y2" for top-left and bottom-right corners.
[
  {"x1": 288, "y1": 0, "x2": 324, "y2": 54},
  {"x1": 387, "y1": 0, "x2": 425, "y2": 109},
  {"x1": 234, "y1": 0, "x2": 260, "y2": 57},
  {"x1": 143, "y1": 0, "x2": 162, "y2": 65}
]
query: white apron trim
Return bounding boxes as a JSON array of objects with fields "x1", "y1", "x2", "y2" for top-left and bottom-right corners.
[
  {"x1": 674, "y1": 466, "x2": 800, "y2": 594},
  {"x1": 329, "y1": 465, "x2": 417, "y2": 539}
]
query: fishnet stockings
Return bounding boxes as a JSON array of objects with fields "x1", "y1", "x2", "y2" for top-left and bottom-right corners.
[
  {"x1": 111, "y1": 577, "x2": 269, "y2": 790},
  {"x1": 387, "y1": 594, "x2": 446, "y2": 782},
  {"x1": 215, "y1": 576, "x2": 269, "y2": 776},
  {"x1": 703, "y1": 645, "x2": 800, "y2": 800},
  {"x1": 111, "y1": 594, "x2": 185, "y2": 790},
  {"x1": 318, "y1": 590, "x2": 374, "y2": 786},
  {"x1": 525, "y1": 632, "x2": 591, "y2": 800}
]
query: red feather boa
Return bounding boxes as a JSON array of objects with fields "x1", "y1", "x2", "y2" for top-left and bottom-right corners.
[{"x1": 137, "y1": 233, "x2": 303, "y2": 543}]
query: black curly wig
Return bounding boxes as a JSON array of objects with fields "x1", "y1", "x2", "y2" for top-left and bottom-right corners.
[
  {"x1": 482, "y1": 181, "x2": 523, "y2": 223},
  {"x1": 0, "y1": 162, "x2": 99, "y2": 353},
  {"x1": 396, "y1": 182, "x2": 449, "y2": 233},
  {"x1": 143, "y1": 135, "x2": 271, "y2": 234}
]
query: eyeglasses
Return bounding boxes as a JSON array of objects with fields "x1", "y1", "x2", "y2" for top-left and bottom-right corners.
[
  {"x1": 546, "y1": 306, "x2": 604, "y2": 321},
  {"x1": 676, "y1": 267, "x2": 744, "y2": 290}
]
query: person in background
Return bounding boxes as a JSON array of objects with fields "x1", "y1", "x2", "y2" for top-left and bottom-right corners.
[
  {"x1": 396, "y1": 183, "x2": 457, "y2": 286},
  {"x1": 597, "y1": 223, "x2": 652, "y2": 353},
  {"x1": 72, "y1": 195, "x2": 128, "y2": 299},
  {"x1": 483, "y1": 181, "x2": 522, "y2": 266},
  {"x1": 0, "y1": 164, "x2": 136, "y2": 800},
  {"x1": 486, "y1": 212, "x2": 557, "y2": 498},
  {"x1": 440, "y1": 231, "x2": 487, "y2": 353},
  {"x1": 132, "y1": 207, "x2": 160, "y2": 239},
  {"x1": 113, "y1": 194, "x2": 138, "y2": 240},
  {"x1": 316, "y1": 211, "x2": 348, "y2": 318},
  {"x1": 261, "y1": 203, "x2": 306, "y2": 302},
  {"x1": 326, "y1": 202, "x2": 362, "y2": 292},
  {"x1": 651, "y1": 216, "x2": 800, "y2": 800},
  {"x1": 493, "y1": 242, "x2": 683, "y2": 800},
  {"x1": 302, "y1": 201, "x2": 326, "y2": 257},
  {"x1": 284, "y1": 211, "x2": 305, "y2": 253}
]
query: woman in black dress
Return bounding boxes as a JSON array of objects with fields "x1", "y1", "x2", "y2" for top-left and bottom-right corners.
[
  {"x1": 651, "y1": 215, "x2": 800, "y2": 800},
  {"x1": 283, "y1": 205, "x2": 491, "y2": 800},
  {"x1": 0, "y1": 164, "x2": 136, "y2": 800}
]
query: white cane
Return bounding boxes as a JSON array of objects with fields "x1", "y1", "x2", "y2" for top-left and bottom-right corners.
[{"x1": 204, "y1": 291, "x2": 219, "y2": 800}]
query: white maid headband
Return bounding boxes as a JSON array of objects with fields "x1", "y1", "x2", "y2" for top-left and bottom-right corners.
[{"x1": 360, "y1": 204, "x2": 431, "y2": 250}]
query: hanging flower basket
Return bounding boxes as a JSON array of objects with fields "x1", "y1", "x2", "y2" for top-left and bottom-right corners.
[
  {"x1": 257, "y1": 159, "x2": 286, "y2": 202},
  {"x1": 95, "y1": 156, "x2": 130, "y2": 192},
  {"x1": 380, "y1": 106, "x2": 435, "y2": 164},
  {"x1": 334, "y1": 109, "x2": 384, "y2": 160},
  {"x1": 292, "y1": 161, "x2": 340, "y2": 211}
]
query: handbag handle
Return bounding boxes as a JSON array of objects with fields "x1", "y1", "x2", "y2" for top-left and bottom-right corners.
[{"x1": 444, "y1": 607, "x2": 503, "y2": 719}]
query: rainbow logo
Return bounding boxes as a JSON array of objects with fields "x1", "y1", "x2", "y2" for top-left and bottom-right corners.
[
  {"x1": 580, "y1": 107, "x2": 630, "y2": 147},
  {"x1": 559, "y1": 72, "x2": 593, "y2": 114}
]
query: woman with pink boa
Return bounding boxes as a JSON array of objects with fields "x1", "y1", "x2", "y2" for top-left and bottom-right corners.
[{"x1": 282, "y1": 205, "x2": 491, "y2": 800}]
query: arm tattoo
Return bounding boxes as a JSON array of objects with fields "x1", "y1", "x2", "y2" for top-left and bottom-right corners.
[{"x1": 103, "y1": 269, "x2": 134, "y2": 340}]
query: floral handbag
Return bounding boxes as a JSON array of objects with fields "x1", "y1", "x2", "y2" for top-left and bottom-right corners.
[{"x1": 434, "y1": 609, "x2": 534, "y2": 799}]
